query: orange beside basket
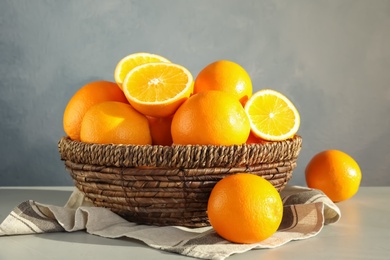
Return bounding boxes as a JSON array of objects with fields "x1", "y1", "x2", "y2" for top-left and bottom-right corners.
[{"x1": 58, "y1": 135, "x2": 302, "y2": 227}]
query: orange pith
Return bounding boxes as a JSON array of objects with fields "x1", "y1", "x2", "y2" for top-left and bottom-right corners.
[
  {"x1": 122, "y1": 62, "x2": 194, "y2": 117},
  {"x1": 245, "y1": 89, "x2": 300, "y2": 141},
  {"x1": 114, "y1": 52, "x2": 170, "y2": 90}
]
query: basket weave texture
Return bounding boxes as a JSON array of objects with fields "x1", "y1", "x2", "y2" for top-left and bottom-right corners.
[{"x1": 58, "y1": 135, "x2": 302, "y2": 227}]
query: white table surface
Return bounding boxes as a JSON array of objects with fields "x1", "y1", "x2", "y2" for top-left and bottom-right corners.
[{"x1": 0, "y1": 186, "x2": 389, "y2": 260}]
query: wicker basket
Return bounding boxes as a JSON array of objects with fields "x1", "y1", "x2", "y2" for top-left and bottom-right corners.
[{"x1": 58, "y1": 135, "x2": 302, "y2": 227}]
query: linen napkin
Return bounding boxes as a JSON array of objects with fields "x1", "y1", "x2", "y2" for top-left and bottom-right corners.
[{"x1": 0, "y1": 186, "x2": 340, "y2": 260}]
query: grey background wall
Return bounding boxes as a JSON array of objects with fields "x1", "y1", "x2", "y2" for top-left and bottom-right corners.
[{"x1": 1, "y1": 0, "x2": 389, "y2": 186}]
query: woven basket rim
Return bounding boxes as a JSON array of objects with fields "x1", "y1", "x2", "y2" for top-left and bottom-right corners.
[{"x1": 58, "y1": 135, "x2": 302, "y2": 169}]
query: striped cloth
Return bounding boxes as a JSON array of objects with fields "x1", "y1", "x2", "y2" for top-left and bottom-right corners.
[{"x1": 0, "y1": 186, "x2": 340, "y2": 260}]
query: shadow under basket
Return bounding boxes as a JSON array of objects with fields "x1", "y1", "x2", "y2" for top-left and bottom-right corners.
[{"x1": 58, "y1": 135, "x2": 302, "y2": 228}]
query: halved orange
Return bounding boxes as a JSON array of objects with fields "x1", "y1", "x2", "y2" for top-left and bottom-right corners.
[
  {"x1": 244, "y1": 89, "x2": 300, "y2": 141},
  {"x1": 114, "y1": 52, "x2": 170, "y2": 90},
  {"x1": 122, "y1": 62, "x2": 194, "y2": 117}
]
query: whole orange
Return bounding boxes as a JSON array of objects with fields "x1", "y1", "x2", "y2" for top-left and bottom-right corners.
[
  {"x1": 305, "y1": 150, "x2": 362, "y2": 202},
  {"x1": 207, "y1": 173, "x2": 283, "y2": 244},
  {"x1": 194, "y1": 60, "x2": 252, "y2": 105},
  {"x1": 63, "y1": 81, "x2": 128, "y2": 141},
  {"x1": 146, "y1": 116, "x2": 173, "y2": 146},
  {"x1": 80, "y1": 101, "x2": 152, "y2": 145},
  {"x1": 171, "y1": 90, "x2": 250, "y2": 145}
]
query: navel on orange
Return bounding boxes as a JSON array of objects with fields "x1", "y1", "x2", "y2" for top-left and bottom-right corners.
[
  {"x1": 171, "y1": 90, "x2": 250, "y2": 145},
  {"x1": 80, "y1": 101, "x2": 152, "y2": 145},
  {"x1": 245, "y1": 89, "x2": 300, "y2": 141},
  {"x1": 305, "y1": 150, "x2": 362, "y2": 202},
  {"x1": 122, "y1": 62, "x2": 194, "y2": 117},
  {"x1": 194, "y1": 60, "x2": 252, "y2": 105},
  {"x1": 207, "y1": 173, "x2": 283, "y2": 244},
  {"x1": 114, "y1": 52, "x2": 170, "y2": 90},
  {"x1": 63, "y1": 80, "x2": 128, "y2": 141}
]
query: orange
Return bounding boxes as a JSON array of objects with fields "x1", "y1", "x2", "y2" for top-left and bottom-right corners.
[
  {"x1": 80, "y1": 101, "x2": 152, "y2": 145},
  {"x1": 171, "y1": 91, "x2": 250, "y2": 145},
  {"x1": 245, "y1": 132, "x2": 267, "y2": 144},
  {"x1": 305, "y1": 150, "x2": 362, "y2": 202},
  {"x1": 207, "y1": 173, "x2": 283, "y2": 244},
  {"x1": 194, "y1": 60, "x2": 252, "y2": 105},
  {"x1": 244, "y1": 89, "x2": 300, "y2": 141},
  {"x1": 114, "y1": 52, "x2": 170, "y2": 90},
  {"x1": 63, "y1": 80, "x2": 128, "y2": 141},
  {"x1": 122, "y1": 62, "x2": 194, "y2": 117},
  {"x1": 146, "y1": 116, "x2": 173, "y2": 146}
]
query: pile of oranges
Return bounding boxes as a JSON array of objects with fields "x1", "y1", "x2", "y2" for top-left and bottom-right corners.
[
  {"x1": 63, "y1": 52, "x2": 300, "y2": 147},
  {"x1": 62, "y1": 52, "x2": 361, "y2": 244},
  {"x1": 62, "y1": 52, "x2": 300, "y2": 244}
]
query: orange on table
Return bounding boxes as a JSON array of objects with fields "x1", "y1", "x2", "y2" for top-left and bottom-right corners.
[
  {"x1": 244, "y1": 89, "x2": 300, "y2": 141},
  {"x1": 122, "y1": 62, "x2": 194, "y2": 117},
  {"x1": 114, "y1": 52, "x2": 170, "y2": 90},
  {"x1": 63, "y1": 80, "x2": 128, "y2": 141},
  {"x1": 80, "y1": 101, "x2": 152, "y2": 145},
  {"x1": 207, "y1": 173, "x2": 283, "y2": 244},
  {"x1": 305, "y1": 150, "x2": 362, "y2": 202},
  {"x1": 194, "y1": 60, "x2": 252, "y2": 105},
  {"x1": 171, "y1": 90, "x2": 250, "y2": 145},
  {"x1": 146, "y1": 116, "x2": 173, "y2": 146}
]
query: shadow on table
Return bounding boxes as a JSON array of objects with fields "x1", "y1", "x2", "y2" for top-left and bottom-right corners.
[
  {"x1": 38, "y1": 230, "x2": 147, "y2": 247},
  {"x1": 37, "y1": 231, "x2": 186, "y2": 258}
]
